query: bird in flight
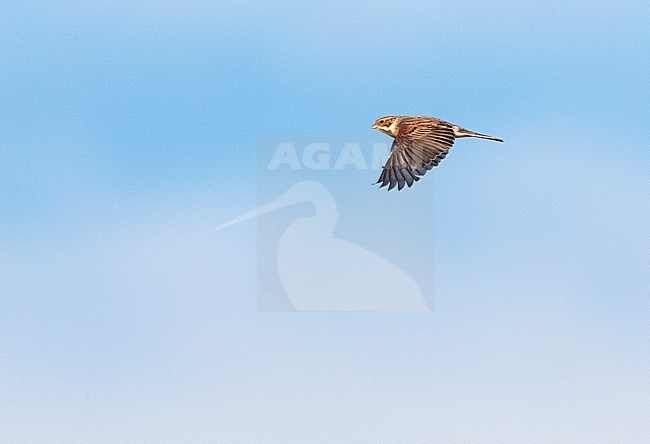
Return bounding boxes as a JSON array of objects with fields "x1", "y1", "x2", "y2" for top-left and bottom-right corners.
[{"x1": 372, "y1": 115, "x2": 503, "y2": 191}]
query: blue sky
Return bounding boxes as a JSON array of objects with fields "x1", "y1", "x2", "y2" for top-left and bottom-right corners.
[{"x1": 1, "y1": 1, "x2": 649, "y2": 442}]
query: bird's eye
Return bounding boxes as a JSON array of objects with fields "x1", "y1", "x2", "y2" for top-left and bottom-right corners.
[{"x1": 379, "y1": 119, "x2": 385, "y2": 125}]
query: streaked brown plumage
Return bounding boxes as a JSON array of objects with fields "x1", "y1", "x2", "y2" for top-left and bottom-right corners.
[{"x1": 372, "y1": 115, "x2": 503, "y2": 191}]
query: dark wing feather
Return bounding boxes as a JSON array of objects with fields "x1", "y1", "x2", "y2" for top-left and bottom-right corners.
[{"x1": 375, "y1": 121, "x2": 455, "y2": 191}]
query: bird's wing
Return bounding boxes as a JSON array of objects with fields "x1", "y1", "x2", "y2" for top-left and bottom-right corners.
[{"x1": 375, "y1": 121, "x2": 455, "y2": 191}]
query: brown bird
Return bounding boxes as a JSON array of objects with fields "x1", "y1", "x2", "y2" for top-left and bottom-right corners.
[{"x1": 372, "y1": 115, "x2": 503, "y2": 191}]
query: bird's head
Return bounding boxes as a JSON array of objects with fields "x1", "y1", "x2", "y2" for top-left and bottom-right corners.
[{"x1": 372, "y1": 116, "x2": 400, "y2": 137}]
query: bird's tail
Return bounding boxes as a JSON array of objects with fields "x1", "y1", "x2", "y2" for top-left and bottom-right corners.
[{"x1": 453, "y1": 126, "x2": 503, "y2": 142}]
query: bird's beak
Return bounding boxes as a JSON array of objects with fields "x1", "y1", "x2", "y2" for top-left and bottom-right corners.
[
  {"x1": 217, "y1": 185, "x2": 305, "y2": 230},
  {"x1": 371, "y1": 124, "x2": 378, "y2": 129}
]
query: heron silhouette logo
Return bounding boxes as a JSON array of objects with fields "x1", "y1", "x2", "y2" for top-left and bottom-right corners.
[{"x1": 218, "y1": 180, "x2": 429, "y2": 312}]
